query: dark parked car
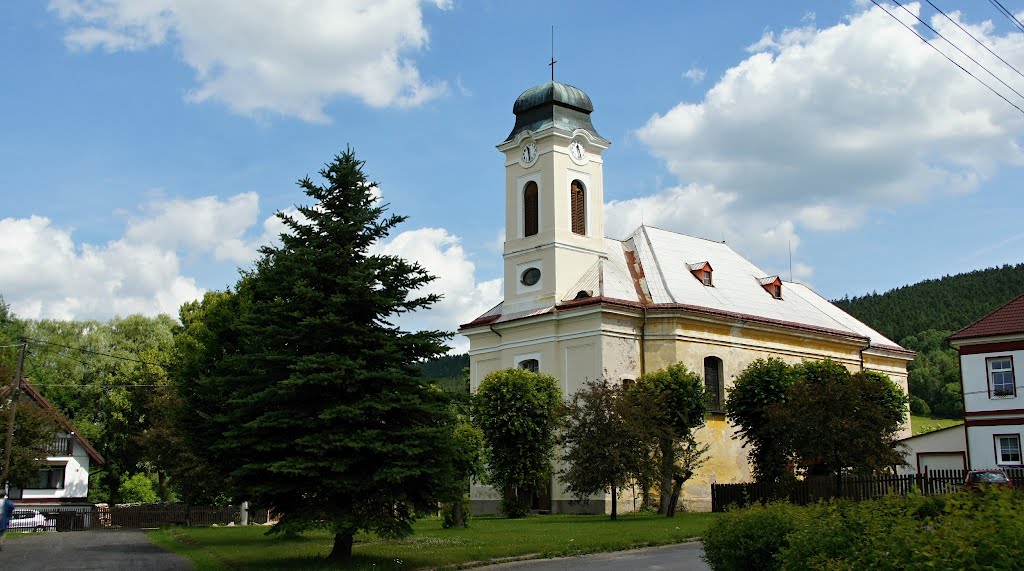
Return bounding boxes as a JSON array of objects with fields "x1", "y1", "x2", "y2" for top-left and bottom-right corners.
[{"x1": 963, "y1": 469, "x2": 1013, "y2": 491}]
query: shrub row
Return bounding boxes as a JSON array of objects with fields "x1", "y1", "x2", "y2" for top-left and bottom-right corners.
[{"x1": 702, "y1": 489, "x2": 1024, "y2": 570}]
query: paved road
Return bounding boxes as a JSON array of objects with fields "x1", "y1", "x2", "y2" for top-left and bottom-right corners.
[
  {"x1": 0, "y1": 530, "x2": 191, "y2": 570},
  {"x1": 477, "y1": 542, "x2": 711, "y2": 571}
]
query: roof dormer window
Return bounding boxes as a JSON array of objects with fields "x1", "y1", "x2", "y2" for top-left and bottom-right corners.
[
  {"x1": 688, "y1": 261, "x2": 713, "y2": 287},
  {"x1": 759, "y1": 276, "x2": 783, "y2": 299}
]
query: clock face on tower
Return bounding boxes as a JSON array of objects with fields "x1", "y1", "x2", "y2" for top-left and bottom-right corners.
[
  {"x1": 521, "y1": 142, "x2": 537, "y2": 165},
  {"x1": 568, "y1": 140, "x2": 586, "y2": 162}
]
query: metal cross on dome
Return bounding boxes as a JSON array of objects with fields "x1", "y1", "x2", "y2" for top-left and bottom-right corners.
[{"x1": 549, "y1": 26, "x2": 556, "y2": 81}]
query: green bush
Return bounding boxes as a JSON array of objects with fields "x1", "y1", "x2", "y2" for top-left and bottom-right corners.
[
  {"x1": 909, "y1": 395, "x2": 931, "y2": 416},
  {"x1": 118, "y1": 472, "x2": 159, "y2": 504},
  {"x1": 706, "y1": 490, "x2": 1024, "y2": 571},
  {"x1": 701, "y1": 501, "x2": 804, "y2": 571}
]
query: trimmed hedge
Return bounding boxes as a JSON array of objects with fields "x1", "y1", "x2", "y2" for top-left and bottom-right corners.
[{"x1": 703, "y1": 489, "x2": 1024, "y2": 570}]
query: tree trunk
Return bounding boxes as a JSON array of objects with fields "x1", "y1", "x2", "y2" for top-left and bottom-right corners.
[
  {"x1": 667, "y1": 470, "x2": 691, "y2": 518},
  {"x1": 610, "y1": 482, "x2": 618, "y2": 521},
  {"x1": 452, "y1": 499, "x2": 465, "y2": 528},
  {"x1": 158, "y1": 471, "x2": 168, "y2": 501},
  {"x1": 658, "y1": 437, "x2": 674, "y2": 515},
  {"x1": 327, "y1": 532, "x2": 354, "y2": 563}
]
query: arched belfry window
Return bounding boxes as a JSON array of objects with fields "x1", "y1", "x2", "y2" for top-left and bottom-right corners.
[
  {"x1": 704, "y1": 356, "x2": 724, "y2": 412},
  {"x1": 524, "y1": 181, "x2": 539, "y2": 237},
  {"x1": 570, "y1": 180, "x2": 586, "y2": 235}
]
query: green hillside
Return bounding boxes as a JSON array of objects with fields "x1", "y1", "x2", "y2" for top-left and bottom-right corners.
[
  {"x1": 418, "y1": 353, "x2": 469, "y2": 395},
  {"x1": 833, "y1": 263, "x2": 1024, "y2": 343}
]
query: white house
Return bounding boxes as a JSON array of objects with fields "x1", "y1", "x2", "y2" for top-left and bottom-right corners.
[
  {"x1": 2, "y1": 378, "x2": 105, "y2": 505},
  {"x1": 947, "y1": 292, "x2": 1024, "y2": 470},
  {"x1": 460, "y1": 79, "x2": 913, "y2": 513}
]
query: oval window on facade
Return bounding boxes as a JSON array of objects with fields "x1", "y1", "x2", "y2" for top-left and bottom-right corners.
[{"x1": 521, "y1": 267, "x2": 541, "y2": 286}]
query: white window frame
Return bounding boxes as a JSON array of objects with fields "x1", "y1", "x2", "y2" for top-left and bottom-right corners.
[
  {"x1": 514, "y1": 259, "x2": 544, "y2": 295},
  {"x1": 516, "y1": 172, "x2": 542, "y2": 239},
  {"x1": 564, "y1": 170, "x2": 591, "y2": 237},
  {"x1": 988, "y1": 356, "x2": 1016, "y2": 398},
  {"x1": 995, "y1": 434, "x2": 1022, "y2": 465},
  {"x1": 515, "y1": 352, "x2": 542, "y2": 373}
]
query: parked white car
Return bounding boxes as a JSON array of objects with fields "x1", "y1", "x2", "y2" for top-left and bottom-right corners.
[{"x1": 8, "y1": 510, "x2": 51, "y2": 532}]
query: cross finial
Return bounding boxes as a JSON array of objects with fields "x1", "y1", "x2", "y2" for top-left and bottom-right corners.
[{"x1": 549, "y1": 25, "x2": 556, "y2": 81}]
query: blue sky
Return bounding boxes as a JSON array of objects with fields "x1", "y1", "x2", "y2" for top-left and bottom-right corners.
[{"x1": 2, "y1": 1, "x2": 1023, "y2": 350}]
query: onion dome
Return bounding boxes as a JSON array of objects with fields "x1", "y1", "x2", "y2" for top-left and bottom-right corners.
[{"x1": 504, "y1": 81, "x2": 607, "y2": 144}]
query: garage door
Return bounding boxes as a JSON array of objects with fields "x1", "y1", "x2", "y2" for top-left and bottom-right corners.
[{"x1": 918, "y1": 452, "x2": 966, "y2": 473}]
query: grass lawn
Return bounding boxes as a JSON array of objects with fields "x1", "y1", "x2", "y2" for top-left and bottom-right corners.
[
  {"x1": 911, "y1": 414, "x2": 962, "y2": 436},
  {"x1": 149, "y1": 512, "x2": 719, "y2": 570}
]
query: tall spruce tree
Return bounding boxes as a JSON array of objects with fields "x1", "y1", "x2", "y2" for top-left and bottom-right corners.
[{"x1": 216, "y1": 148, "x2": 458, "y2": 563}]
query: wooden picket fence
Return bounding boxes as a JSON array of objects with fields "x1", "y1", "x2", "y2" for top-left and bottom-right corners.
[{"x1": 711, "y1": 468, "x2": 1024, "y2": 512}]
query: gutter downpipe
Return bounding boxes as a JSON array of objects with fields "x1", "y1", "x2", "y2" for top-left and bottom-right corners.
[
  {"x1": 489, "y1": 324, "x2": 502, "y2": 340},
  {"x1": 640, "y1": 305, "x2": 648, "y2": 377}
]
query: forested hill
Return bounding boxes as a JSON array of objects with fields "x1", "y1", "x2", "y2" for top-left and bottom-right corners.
[
  {"x1": 419, "y1": 353, "x2": 469, "y2": 395},
  {"x1": 419, "y1": 353, "x2": 468, "y2": 379},
  {"x1": 832, "y1": 263, "x2": 1024, "y2": 344}
]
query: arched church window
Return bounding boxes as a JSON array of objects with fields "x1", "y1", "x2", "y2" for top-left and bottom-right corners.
[
  {"x1": 704, "y1": 356, "x2": 724, "y2": 412},
  {"x1": 524, "y1": 182, "x2": 539, "y2": 237},
  {"x1": 519, "y1": 359, "x2": 539, "y2": 373},
  {"x1": 570, "y1": 180, "x2": 586, "y2": 235}
]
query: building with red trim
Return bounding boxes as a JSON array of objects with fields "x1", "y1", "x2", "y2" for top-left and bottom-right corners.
[{"x1": 948, "y1": 292, "x2": 1024, "y2": 469}]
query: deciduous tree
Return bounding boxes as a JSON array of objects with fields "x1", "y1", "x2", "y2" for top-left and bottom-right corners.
[
  {"x1": 627, "y1": 364, "x2": 707, "y2": 516},
  {"x1": 0, "y1": 398, "x2": 59, "y2": 489},
  {"x1": 725, "y1": 357, "x2": 795, "y2": 482},
  {"x1": 768, "y1": 362, "x2": 907, "y2": 476},
  {"x1": 473, "y1": 368, "x2": 563, "y2": 518},
  {"x1": 560, "y1": 379, "x2": 640, "y2": 520},
  {"x1": 729, "y1": 358, "x2": 907, "y2": 479}
]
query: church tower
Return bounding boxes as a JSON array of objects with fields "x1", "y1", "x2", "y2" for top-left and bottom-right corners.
[{"x1": 496, "y1": 82, "x2": 610, "y2": 314}]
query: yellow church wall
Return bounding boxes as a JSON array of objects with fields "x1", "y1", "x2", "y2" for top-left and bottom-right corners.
[
  {"x1": 638, "y1": 312, "x2": 912, "y2": 511},
  {"x1": 466, "y1": 305, "x2": 912, "y2": 514}
]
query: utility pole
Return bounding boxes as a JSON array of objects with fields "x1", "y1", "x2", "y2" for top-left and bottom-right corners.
[{"x1": 1, "y1": 337, "x2": 27, "y2": 490}]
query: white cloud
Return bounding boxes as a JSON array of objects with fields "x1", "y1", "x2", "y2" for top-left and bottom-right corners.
[
  {"x1": 373, "y1": 227, "x2": 501, "y2": 351},
  {"x1": 683, "y1": 67, "x2": 706, "y2": 83},
  {"x1": 630, "y1": 3, "x2": 1024, "y2": 281},
  {"x1": 48, "y1": 0, "x2": 451, "y2": 121},
  {"x1": 1, "y1": 193, "x2": 498, "y2": 346},
  {"x1": 0, "y1": 215, "x2": 203, "y2": 320},
  {"x1": 124, "y1": 192, "x2": 261, "y2": 262},
  {"x1": 605, "y1": 183, "x2": 737, "y2": 242}
]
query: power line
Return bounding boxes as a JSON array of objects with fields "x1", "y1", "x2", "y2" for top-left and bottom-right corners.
[
  {"x1": 926, "y1": 0, "x2": 1024, "y2": 82},
  {"x1": 26, "y1": 338, "x2": 165, "y2": 368},
  {"x1": 869, "y1": 0, "x2": 1024, "y2": 116},
  {"x1": 890, "y1": 0, "x2": 1024, "y2": 103},
  {"x1": 987, "y1": 0, "x2": 1024, "y2": 34}
]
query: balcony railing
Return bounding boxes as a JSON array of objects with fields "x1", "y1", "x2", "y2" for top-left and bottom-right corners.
[{"x1": 46, "y1": 437, "x2": 74, "y2": 456}]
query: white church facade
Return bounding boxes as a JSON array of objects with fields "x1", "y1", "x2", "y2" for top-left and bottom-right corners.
[{"x1": 459, "y1": 80, "x2": 914, "y2": 513}]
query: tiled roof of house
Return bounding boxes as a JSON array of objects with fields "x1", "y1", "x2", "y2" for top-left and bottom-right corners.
[
  {"x1": 462, "y1": 225, "x2": 910, "y2": 355},
  {"x1": 948, "y1": 291, "x2": 1024, "y2": 341}
]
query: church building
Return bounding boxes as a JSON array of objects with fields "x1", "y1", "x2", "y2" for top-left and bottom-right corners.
[{"x1": 459, "y1": 79, "x2": 914, "y2": 513}]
